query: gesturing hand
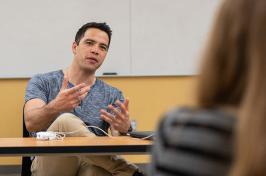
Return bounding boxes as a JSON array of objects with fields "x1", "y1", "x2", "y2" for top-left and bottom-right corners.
[
  {"x1": 100, "y1": 99, "x2": 131, "y2": 134},
  {"x1": 50, "y1": 76, "x2": 90, "y2": 112}
]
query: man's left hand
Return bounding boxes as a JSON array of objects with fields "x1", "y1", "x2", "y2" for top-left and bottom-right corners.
[{"x1": 100, "y1": 99, "x2": 131, "y2": 134}]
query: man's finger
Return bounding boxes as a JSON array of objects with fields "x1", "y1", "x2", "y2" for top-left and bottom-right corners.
[
  {"x1": 124, "y1": 98, "x2": 129, "y2": 110},
  {"x1": 79, "y1": 85, "x2": 90, "y2": 96},
  {"x1": 108, "y1": 104, "x2": 123, "y2": 120},
  {"x1": 75, "y1": 85, "x2": 90, "y2": 101},
  {"x1": 100, "y1": 109, "x2": 115, "y2": 118},
  {"x1": 65, "y1": 83, "x2": 87, "y2": 95},
  {"x1": 61, "y1": 76, "x2": 69, "y2": 90},
  {"x1": 115, "y1": 100, "x2": 129, "y2": 115},
  {"x1": 79, "y1": 92, "x2": 88, "y2": 100},
  {"x1": 100, "y1": 110, "x2": 114, "y2": 125}
]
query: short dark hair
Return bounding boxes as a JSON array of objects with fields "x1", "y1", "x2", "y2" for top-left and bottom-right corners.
[{"x1": 74, "y1": 22, "x2": 112, "y2": 47}]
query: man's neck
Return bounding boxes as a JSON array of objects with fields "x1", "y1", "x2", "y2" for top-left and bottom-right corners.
[{"x1": 64, "y1": 66, "x2": 96, "y2": 86}]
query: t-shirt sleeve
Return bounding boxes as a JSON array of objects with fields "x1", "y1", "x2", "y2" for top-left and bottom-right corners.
[{"x1": 25, "y1": 74, "x2": 49, "y2": 103}]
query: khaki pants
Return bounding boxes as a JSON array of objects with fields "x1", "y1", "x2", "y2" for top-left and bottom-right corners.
[{"x1": 31, "y1": 113, "x2": 137, "y2": 176}]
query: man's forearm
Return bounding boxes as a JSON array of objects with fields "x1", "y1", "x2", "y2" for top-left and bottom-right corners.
[{"x1": 25, "y1": 101, "x2": 61, "y2": 132}]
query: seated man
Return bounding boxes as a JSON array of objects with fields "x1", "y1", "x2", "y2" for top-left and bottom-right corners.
[{"x1": 24, "y1": 22, "x2": 143, "y2": 176}]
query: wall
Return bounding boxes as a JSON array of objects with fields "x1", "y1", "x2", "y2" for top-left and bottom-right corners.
[
  {"x1": 0, "y1": 76, "x2": 197, "y2": 165},
  {"x1": 0, "y1": 0, "x2": 219, "y2": 77}
]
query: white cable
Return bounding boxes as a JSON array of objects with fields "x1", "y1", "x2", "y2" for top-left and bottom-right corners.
[
  {"x1": 141, "y1": 133, "x2": 155, "y2": 140},
  {"x1": 86, "y1": 125, "x2": 111, "y2": 137},
  {"x1": 36, "y1": 125, "x2": 111, "y2": 140},
  {"x1": 56, "y1": 125, "x2": 111, "y2": 137}
]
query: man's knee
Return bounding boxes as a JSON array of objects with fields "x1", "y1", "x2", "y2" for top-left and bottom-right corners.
[
  {"x1": 54, "y1": 113, "x2": 81, "y2": 126},
  {"x1": 48, "y1": 113, "x2": 85, "y2": 133},
  {"x1": 48, "y1": 113, "x2": 93, "y2": 137}
]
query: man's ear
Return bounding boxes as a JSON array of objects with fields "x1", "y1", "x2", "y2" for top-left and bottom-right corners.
[{"x1": 72, "y1": 41, "x2": 78, "y2": 54}]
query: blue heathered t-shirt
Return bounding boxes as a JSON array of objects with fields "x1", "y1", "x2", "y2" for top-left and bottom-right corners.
[{"x1": 25, "y1": 70, "x2": 124, "y2": 136}]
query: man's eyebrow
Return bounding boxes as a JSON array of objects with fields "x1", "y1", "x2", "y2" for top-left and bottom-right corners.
[{"x1": 84, "y1": 39, "x2": 95, "y2": 43}]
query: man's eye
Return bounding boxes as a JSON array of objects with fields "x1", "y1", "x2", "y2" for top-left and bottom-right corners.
[{"x1": 100, "y1": 46, "x2": 108, "y2": 51}]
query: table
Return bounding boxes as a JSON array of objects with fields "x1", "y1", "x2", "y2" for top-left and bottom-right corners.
[{"x1": 0, "y1": 136, "x2": 152, "y2": 156}]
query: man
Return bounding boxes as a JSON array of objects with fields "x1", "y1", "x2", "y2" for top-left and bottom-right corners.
[{"x1": 24, "y1": 22, "x2": 143, "y2": 176}]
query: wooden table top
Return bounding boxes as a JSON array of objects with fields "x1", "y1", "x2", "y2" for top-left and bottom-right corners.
[{"x1": 0, "y1": 136, "x2": 152, "y2": 156}]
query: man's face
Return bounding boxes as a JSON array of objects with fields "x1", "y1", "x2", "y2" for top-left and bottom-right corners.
[{"x1": 72, "y1": 28, "x2": 109, "y2": 73}]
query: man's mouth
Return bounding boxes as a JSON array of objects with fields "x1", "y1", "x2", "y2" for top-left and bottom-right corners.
[{"x1": 86, "y1": 57, "x2": 98, "y2": 63}]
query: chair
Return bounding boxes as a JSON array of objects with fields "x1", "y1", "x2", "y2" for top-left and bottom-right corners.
[{"x1": 21, "y1": 106, "x2": 32, "y2": 176}]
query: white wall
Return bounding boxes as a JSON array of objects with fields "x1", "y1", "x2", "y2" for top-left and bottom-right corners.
[{"x1": 0, "y1": 0, "x2": 220, "y2": 78}]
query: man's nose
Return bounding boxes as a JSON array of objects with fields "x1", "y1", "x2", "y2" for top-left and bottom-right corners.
[{"x1": 91, "y1": 45, "x2": 99, "y2": 55}]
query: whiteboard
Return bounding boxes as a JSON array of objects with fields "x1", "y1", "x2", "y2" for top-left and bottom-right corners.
[
  {"x1": 0, "y1": 0, "x2": 131, "y2": 78},
  {"x1": 131, "y1": 0, "x2": 220, "y2": 76},
  {"x1": 0, "y1": 0, "x2": 220, "y2": 78}
]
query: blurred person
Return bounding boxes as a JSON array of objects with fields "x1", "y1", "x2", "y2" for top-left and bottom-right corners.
[{"x1": 150, "y1": 0, "x2": 266, "y2": 175}]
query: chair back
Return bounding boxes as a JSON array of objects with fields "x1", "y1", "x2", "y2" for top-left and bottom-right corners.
[{"x1": 21, "y1": 105, "x2": 32, "y2": 176}]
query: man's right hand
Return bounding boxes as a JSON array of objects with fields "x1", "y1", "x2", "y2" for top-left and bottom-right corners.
[
  {"x1": 24, "y1": 76, "x2": 90, "y2": 132},
  {"x1": 49, "y1": 76, "x2": 90, "y2": 113}
]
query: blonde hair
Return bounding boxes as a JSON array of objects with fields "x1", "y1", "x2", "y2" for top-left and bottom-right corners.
[{"x1": 197, "y1": 0, "x2": 266, "y2": 175}]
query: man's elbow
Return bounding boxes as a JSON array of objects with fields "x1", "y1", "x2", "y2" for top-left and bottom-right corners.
[
  {"x1": 24, "y1": 119, "x2": 37, "y2": 132},
  {"x1": 24, "y1": 113, "x2": 40, "y2": 132}
]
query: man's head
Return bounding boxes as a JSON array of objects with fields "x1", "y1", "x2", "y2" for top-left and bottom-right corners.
[
  {"x1": 75, "y1": 22, "x2": 112, "y2": 48},
  {"x1": 72, "y1": 22, "x2": 112, "y2": 73}
]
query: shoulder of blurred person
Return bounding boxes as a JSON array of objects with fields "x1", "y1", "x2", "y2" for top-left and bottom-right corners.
[{"x1": 150, "y1": 107, "x2": 236, "y2": 176}]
